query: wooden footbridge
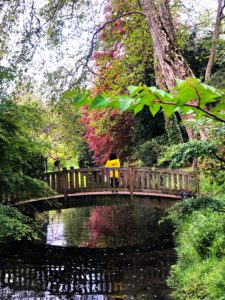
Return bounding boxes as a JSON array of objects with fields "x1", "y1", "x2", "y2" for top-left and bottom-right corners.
[
  {"x1": 1, "y1": 167, "x2": 199, "y2": 206},
  {"x1": 42, "y1": 167, "x2": 199, "y2": 200}
]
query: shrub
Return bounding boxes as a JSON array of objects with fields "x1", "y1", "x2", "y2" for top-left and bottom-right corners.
[
  {"x1": 0, "y1": 204, "x2": 41, "y2": 244},
  {"x1": 158, "y1": 140, "x2": 217, "y2": 168},
  {"x1": 166, "y1": 196, "x2": 225, "y2": 299},
  {"x1": 135, "y1": 138, "x2": 166, "y2": 167}
]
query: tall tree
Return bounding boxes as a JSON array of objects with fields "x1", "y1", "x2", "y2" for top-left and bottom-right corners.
[{"x1": 205, "y1": 0, "x2": 225, "y2": 81}]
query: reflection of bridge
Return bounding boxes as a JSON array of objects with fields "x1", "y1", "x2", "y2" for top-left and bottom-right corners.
[
  {"x1": 1, "y1": 167, "x2": 199, "y2": 205},
  {"x1": 0, "y1": 244, "x2": 175, "y2": 299}
]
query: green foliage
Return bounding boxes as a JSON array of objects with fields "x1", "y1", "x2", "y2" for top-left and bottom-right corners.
[
  {"x1": 166, "y1": 195, "x2": 225, "y2": 299},
  {"x1": 165, "y1": 113, "x2": 185, "y2": 145},
  {"x1": 135, "y1": 137, "x2": 166, "y2": 167},
  {"x1": 208, "y1": 67, "x2": 225, "y2": 89},
  {"x1": 47, "y1": 93, "x2": 86, "y2": 169},
  {"x1": 133, "y1": 107, "x2": 166, "y2": 149},
  {"x1": 200, "y1": 168, "x2": 225, "y2": 198},
  {"x1": 158, "y1": 140, "x2": 217, "y2": 168},
  {"x1": 76, "y1": 140, "x2": 94, "y2": 168},
  {"x1": 0, "y1": 99, "x2": 53, "y2": 201},
  {"x1": 75, "y1": 78, "x2": 225, "y2": 124},
  {"x1": 0, "y1": 203, "x2": 41, "y2": 244},
  {"x1": 167, "y1": 195, "x2": 225, "y2": 222}
]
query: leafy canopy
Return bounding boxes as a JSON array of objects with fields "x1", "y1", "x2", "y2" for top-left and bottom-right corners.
[{"x1": 70, "y1": 78, "x2": 225, "y2": 123}]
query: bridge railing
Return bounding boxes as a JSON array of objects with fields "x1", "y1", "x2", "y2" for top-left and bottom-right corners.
[{"x1": 42, "y1": 167, "x2": 199, "y2": 197}]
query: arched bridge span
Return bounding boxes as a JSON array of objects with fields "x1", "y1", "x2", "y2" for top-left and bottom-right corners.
[
  {"x1": 1, "y1": 167, "x2": 199, "y2": 206},
  {"x1": 43, "y1": 167, "x2": 199, "y2": 200}
]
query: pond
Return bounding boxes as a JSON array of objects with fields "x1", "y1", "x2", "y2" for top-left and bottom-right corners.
[{"x1": 0, "y1": 198, "x2": 176, "y2": 299}]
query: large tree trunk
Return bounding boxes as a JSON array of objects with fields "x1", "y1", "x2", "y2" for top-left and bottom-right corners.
[
  {"x1": 139, "y1": 0, "x2": 194, "y2": 91},
  {"x1": 205, "y1": 0, "x2": 224, "y2": 82},
  {"x1": 139, "y1": 0, "x2": 195, "y2": 139}
]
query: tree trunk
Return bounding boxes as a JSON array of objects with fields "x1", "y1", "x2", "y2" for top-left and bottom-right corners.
[
  {"x1": 139, "y1": 0, "x2": 196, "y2": 139},
  {"x1": 205, "y1": 0, "x2": 224, "y2": 82},
  {"x1": 139, "y1": 0, "x2": 194, "y2": 91}
]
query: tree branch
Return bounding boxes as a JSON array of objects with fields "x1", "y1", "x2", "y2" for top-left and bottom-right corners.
[
  {"x1": 154, "y1": 99, "x2": 225, "y2": 123},
  {"x1": 87, "y1": 66, "x2": 128, "y2": 93},
  {"x1": 213, "y1": 152, "x2": 225, "y2": 163},
  {"x1": 85, "y1": 11, "x2": 146, "y2": 67}
]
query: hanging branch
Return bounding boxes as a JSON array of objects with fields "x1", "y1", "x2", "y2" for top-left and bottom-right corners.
[{"x1": 85, "y1": 11, "x2": 146, "y2": 67}]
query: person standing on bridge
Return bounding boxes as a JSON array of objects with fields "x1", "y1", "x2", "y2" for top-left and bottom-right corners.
[
  {"x1": 105, "y1": 153, "x2": 120, "y2": 191},
  {"x1": 53, "y1": 156, "x2": 61, "y2": 172}
]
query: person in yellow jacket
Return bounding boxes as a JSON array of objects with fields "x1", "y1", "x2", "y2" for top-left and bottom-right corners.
[{"x1": 105, "y1": 153, "x2": 121, "y2": 189}]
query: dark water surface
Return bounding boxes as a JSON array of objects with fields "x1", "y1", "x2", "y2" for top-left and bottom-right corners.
[{"x1": 0, "y1": 200, "x2": 176, "y2": 299}]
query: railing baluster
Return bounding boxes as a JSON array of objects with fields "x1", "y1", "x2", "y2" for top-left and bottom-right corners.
[
  {"x1": 69, "y1": 167, "x2": 75, "y2": 191},
  {"x1": 8, "y1": 167, "x2": 199, "y2": 205}
]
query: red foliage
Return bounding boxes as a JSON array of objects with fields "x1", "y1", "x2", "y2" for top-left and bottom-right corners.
[
  {"x1": 82, "y1": 206, "x2": 138, "y2": 248},
  {"x1": 81, "y1": 107, "x2": 133, "y2": 165},
  {"x1": 80, "y1": 0, "x2": 136, "y2": 166}
]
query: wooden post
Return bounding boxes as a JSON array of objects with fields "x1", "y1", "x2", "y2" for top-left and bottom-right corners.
[
  {"x1": 69, "y1": 167, "x2": 75, "y2": 192},
  {"x1": 61, "y1": 168, "x2": 69, "y2": 205},
  {"x1": 168, "y1": 172, "x2": 172, "y2": 192},
  {"x1": 129, "y1": 167, "x2": 134, "y2": 198},
  {"x1": 194, "y1": 159, "x2": 200, "y2": 195},
  {"x1": 62, "y1": 168, "x2": 68, "y2": 196}
]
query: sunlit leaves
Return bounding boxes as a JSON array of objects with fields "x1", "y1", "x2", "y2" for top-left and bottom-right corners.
[
  {"x1": 118, "y1": 95, "x2": 133, "y2": 112},
  {"x1": 71, "y1": 77, "x2": 225, "y2": 123},
  {"x1": 90, "y1": 94, "x2": 110, "y2": 109},
  {"x1": 175, "y1": 78, "x2": 221, "y2": 104}
]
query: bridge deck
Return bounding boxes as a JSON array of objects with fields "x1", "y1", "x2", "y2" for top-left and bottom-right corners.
[{"x1": 1, "y1": 167, "x2": 199, "y2": 205}]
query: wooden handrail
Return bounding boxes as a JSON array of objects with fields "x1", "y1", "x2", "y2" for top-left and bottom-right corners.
[
  {"x1": 1, "y1": 167, "x2": 199, "y2": 204},
  {"x1": 42, "y1": 167, "x2": 198, "y2": 195}
]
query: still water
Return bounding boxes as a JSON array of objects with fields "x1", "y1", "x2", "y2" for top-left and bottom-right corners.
[{"x1": 0, "y1": 200, "x2": 175, "y2": 299}]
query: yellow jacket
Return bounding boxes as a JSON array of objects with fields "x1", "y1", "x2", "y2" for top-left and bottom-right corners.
[{"x1": 105, "y1": 159, "x2": 120, "y2": 178}]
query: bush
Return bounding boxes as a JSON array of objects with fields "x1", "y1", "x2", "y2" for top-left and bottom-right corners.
[
  {"x1": 0, "y1": 171, "x2": 55, "y2": 202},
  {"x1": 0, "y1": 204, "x2": 41, "y2": 244},
  {"x1": 135, "y1": 138, "x2": 166, "y2": 167},
  {"x1": 158, "y1": 140, "x2": 217, "y2": 168},
  {"x1": 166, "y1": 196, "x2": 225, "y2": 299}
]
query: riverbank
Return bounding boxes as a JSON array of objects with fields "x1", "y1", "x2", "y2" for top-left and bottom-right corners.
[{"x1": 167, "y1": 195, "x2": 225, "y2": 299}]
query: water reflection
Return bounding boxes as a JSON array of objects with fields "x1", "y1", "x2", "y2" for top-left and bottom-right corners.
[
  {"x1": 46, "y1": 204, "x2": 173, "y2": 249},
  {"x1": 0, "y1": 244, "x2": 175, "y2": 299},
  {"x1": 0, "y1": 201, "x2": 175, "y2": 299}
]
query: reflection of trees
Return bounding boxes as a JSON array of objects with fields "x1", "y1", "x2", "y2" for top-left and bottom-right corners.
[
  {"x1": 84, "y1": 205, "x2": 173, "y2": 248},
  {"x1": 46, "y1": 204, "x2": 173, "y2": 248},
  {"x1": 84, "y1": 206, "x2": 139, "y2": 248},
  {"x1": 133, "y1": 206, "x2": 173, "y2": 248},
  {"x1": 61, "y1": 208, "x2": 90, "y2": 246}
]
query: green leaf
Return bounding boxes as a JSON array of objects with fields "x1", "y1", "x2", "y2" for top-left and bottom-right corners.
[
  {"x1": 149, "y1": 104, "x2": 161, "y2": 116},
  {"x1": 154, "y1": 89, "x2": 175, "y2": 102},
  {"x1": 175, "y1": 79, "x2": 184, "y2": 89},
  {"x1": 134, "y1": 103, "x2": 144, "y2": 114},
  {"x1": 118, "y1": 96, "x2": 134, "y2": 112},
  {"x1": 176, "y1": 78, "x2": 222, "y2": 105},
  {"x1": 61, "y1": 89, "x2": 78, "y2": 99},
  {"x1": 139, "y1": 93, "x2": 156, "y2": 104},
  {"x1": 211, "y1": 103, "x2": 225, "y2": 113},
  {"x1": 73, "y1": 93, "x2": 89, "y2": 107},
  {"x1": 90, "y1": 94, "x2": 110, "y2": 109},
  {"x1": 128, "y1": 85, "x2": 140, "y2": 97},
  {"x1": 161, "y1": 104, "x2": 176, "y2": 117},
  {"x1": 108, "y1": 99, "x2": 120, "y2": 109},
  {"x1": 148, "y1": 86, "x2": 157, "y2": 93}
]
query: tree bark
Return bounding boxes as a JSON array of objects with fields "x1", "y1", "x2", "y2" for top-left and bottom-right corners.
[
  {"x1": 139, "y1": 0, "x2": 196, "y2": 139},
  {"x1": 205, "y1": 0, "x2": 225, "y2": 82},
  {"x1": 139, "y1": 0, "x2": 194, "y2": 91}
]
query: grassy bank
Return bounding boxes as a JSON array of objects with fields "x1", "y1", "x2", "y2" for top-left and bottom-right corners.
[{"x1": 166, "y1": 195, "x2": 225, "y2": 299}]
